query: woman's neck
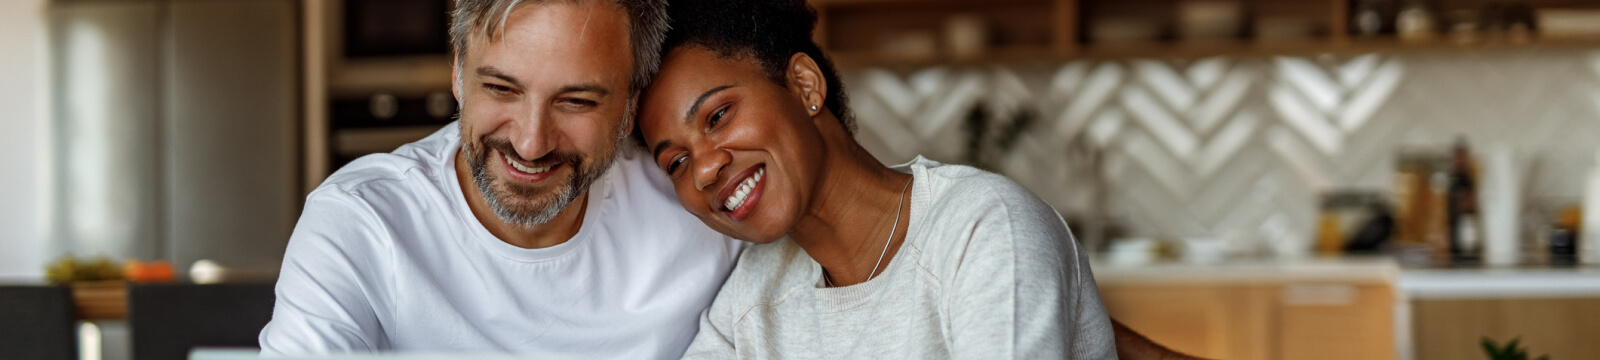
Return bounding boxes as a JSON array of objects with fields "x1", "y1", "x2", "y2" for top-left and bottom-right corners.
[{"x1": 789, "y1": 116, "x2": 914, "y2": 287}]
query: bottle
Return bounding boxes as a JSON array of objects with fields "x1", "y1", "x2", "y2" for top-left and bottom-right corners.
[
  {"x1": 1447, "y1": 137, "x2": 1481, "y2": 262},
  {"x1": 1554, "y1": 205, "x2": 1582, "y2": 266},
  {"x1": 1581, "y1": 147, "x2": 1600, "y2": 264},
  {"x1": 1352, "y1": 0, "x2": 1388, "y2": 37},
  {"x1": 1396, "y1": 0, "x2": 1436, "y2": 42}
]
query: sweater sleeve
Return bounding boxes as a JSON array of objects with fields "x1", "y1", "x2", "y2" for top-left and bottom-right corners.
[
  {"x1": 941, "y1": 182, "x2": 1117, "y2": 359},
  {"x1": 679, "y1": 249, "x2": 746, "y2": 360},
  {"x1": 258, "y1": 189, "x2": 393, "y2": 355}
]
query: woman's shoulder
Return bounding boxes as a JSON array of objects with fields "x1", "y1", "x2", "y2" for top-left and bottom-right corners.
[
  {"x1": 899, "y1": 156, "x2": 1078, "y2": 274},
  {"x1": 715, "y1": 239, "x2": 817, "y2": 308},
  {"x1": 899, "y1": 156, "x2": 1049, "y2": 214}
]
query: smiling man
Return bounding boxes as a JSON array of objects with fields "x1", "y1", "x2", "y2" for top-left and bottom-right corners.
[{"x1": 257, "y1": 0, "x2": 742, "y2": 357}]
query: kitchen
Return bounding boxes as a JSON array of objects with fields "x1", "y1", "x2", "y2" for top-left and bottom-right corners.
[{"x1": 5, "y1": 0, "x2": 1600, "y2": 359}]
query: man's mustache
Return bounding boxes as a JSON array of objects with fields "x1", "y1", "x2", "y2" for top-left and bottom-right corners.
[{"x1": 480, "y1": 136, "x2": 583, "y2": 169}]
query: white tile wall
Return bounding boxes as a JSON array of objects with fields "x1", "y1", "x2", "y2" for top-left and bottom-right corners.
[{"x1": 844, "y1": 49, "x2": 1600, "y2": 255}]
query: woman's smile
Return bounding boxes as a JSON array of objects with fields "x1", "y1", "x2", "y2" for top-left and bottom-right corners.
[{"x1": 718, "y1": 165, "x2": 766, "y2": 221}]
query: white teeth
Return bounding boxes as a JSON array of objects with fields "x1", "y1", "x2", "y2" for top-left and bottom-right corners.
[
  {"x1": 724, "y1": 167, "x2": 765, "y2": 212},
  {"x1": 505, "y1": 153, "x2": 552, "y2": 174}
]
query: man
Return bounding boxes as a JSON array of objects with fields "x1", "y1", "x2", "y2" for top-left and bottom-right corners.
[{"x1": 258, "y1": 0, "x2": 742, "y2": 357}]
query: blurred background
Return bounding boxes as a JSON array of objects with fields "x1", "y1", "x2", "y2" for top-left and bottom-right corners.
[{"x1": 5, "y1": 0, "x2": 1600, "y2": 359}]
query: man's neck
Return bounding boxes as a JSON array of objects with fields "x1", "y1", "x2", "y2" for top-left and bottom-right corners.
[{"x1": 455, "y1": 149, "x2": 589, "y2": 249}]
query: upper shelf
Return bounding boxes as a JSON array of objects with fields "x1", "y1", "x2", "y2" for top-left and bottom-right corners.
[
  {"x1": 811, "y1": 0, "x2": 1600, "y2": 68},
  {"x1": 829, "y1": 36, "x2": 1600, "y2": 68}
]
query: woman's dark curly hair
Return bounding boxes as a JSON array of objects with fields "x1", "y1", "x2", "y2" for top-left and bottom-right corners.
[{"x1": 661, "y1": 0, "x2": 855, "y2": 134}]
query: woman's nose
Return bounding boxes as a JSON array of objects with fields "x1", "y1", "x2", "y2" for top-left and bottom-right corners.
[{"x1": 692, "y1": 148, "x2": 731, "y2": 191}]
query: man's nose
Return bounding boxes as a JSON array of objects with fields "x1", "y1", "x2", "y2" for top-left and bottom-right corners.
[{"x1": 509, "y1": 105, "x2": 558, "y2": 160}]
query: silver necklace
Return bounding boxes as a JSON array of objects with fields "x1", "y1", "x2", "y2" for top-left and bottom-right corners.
[{"x1": 826, "y1": 176, "x2": 913, "y2": 287}]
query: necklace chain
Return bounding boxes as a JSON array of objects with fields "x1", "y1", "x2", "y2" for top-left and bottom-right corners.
[{"x1": 825, "y1": 176, "x2": 912, "y2": 288}]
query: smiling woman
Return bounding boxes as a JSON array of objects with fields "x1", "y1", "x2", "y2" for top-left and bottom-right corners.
[{"x1": 633, "y1": 0, "x2": 1118, "y2": 358}]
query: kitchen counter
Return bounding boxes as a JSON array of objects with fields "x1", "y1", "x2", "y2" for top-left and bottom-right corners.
[
  {"x1": 1399, "y1": 266, "x2": 1600, "y2": 299},
  {"x1": 1091, "y1": 256, "x2": 1401, "y2": 286}
]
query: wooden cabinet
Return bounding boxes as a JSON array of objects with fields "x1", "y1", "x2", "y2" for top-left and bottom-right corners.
[
  {"x1": 1411, "y1": 297, "x2": 1600, "y2": 359},
  {"x1": 1100, "y1": 282, "x2": 1396, "y2": 360}
]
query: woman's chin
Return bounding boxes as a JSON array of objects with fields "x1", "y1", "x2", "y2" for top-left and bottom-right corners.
[
  {"x1": 734, "y1": 234, "x2": 786, "y2": 244},
  {"x1": 717, "y1": 225, "x2": 787, "y2": 244}
]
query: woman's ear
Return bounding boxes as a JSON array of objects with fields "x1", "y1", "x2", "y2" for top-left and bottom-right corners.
[{"x1": 786, "y1": 53, "x2": 827, "y2": 116}]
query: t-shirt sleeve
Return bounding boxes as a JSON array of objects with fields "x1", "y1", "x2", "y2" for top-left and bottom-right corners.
[
  {"x1": 941, "y1": 182, "x2": 1116, "y2": 359},
  {"x1": 258, "y1": 189, "x2": 393, "y2": 355}
]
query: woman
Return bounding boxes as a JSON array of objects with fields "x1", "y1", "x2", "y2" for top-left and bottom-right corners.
[{"x1": 634, "y1": 0, "x2": 1117, "y2": 358}]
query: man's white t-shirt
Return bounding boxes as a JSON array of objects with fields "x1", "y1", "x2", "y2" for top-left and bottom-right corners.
[{"x1": 259, "y1": 123, "x2": 745, "y2": 358}]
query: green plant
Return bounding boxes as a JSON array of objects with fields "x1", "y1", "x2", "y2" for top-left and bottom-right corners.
[{"x1": 1481, "y1": 336, "x2": 1549, "y2": 360}]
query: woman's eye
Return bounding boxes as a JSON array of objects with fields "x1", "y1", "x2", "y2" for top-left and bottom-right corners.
[
  {"x1": 665, "y1": 155, "x2": 687, "y2": 174},
  {"x1": 707, "y1": 107, "x2": 728, "y2": 129}
]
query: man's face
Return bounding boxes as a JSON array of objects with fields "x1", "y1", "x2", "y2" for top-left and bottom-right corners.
[{"x1": 453, "y1": 3, "x2": 635, "y2": 227}]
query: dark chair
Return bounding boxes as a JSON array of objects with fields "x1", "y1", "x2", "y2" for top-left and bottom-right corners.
[
  {"x1": 0, "y1": 286, "x2": 79, "y2": 360},
  {"x1": 128, "y1": 283, "x2": 275, "y2": 360}
]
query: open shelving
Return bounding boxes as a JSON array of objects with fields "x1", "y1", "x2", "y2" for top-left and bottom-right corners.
[{"x1": 811, "y1": 0, "x2": 1600, "y2": 68}]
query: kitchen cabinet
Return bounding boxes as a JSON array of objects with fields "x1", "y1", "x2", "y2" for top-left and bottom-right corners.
[
  {"x1": 1411, "y1": 298, "x2": 1600, "y2": 359},
  {"x1": 1401, "y1": 268, "x2": 1600, "y2": 359},
  {"x1": 1095, "y1": 258, "x2": 1399, "y2": 360}
]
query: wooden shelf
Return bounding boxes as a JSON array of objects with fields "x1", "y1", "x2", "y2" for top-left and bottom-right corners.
[
  {"x1": 1076, "y1": 35, "x2": 1600, "y2": 60},
  {"x1": 830, "y1": 45, "x2": 1063, "y2": 69},
  {"x1": 812, "y1": 0, "x2": 1600, "y2": 68},
  {"x1": 71, "y1": 281, "x2": 127, "y2": 320},
  {"x1": 830, "y1": 35, "x2": 1600, "y2": 68},
  {"x1": 327, "y1": 55, "x2": 453, "y2": 97}
]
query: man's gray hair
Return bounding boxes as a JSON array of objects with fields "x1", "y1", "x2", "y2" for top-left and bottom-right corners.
[{"x1": 449, "y1": 0, "x2": 669, "y2": 99}]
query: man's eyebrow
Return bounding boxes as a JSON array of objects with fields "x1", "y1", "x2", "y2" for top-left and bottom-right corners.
[
  {"x1": 475, "y1": 67, "x2": 522, "y2": 88},
  {"x1": 684, "y1": 84, "x2": 737, "y2": 123},
  {"x1": 558, "y1": 84, "x2": 610, "y2": 97}
]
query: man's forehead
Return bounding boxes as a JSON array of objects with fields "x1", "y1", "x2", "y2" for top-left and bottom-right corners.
[
  {"x1": 469, "y1": 1, "x2": 629, "y2": 49},
  {"x1": 463, "y1": 1, "x2": 633, "y2": 85}
]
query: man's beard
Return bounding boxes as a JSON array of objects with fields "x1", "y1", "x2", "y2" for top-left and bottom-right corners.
[{"x1": 461, "y1": 125, "x2": 622, "y2": 228}]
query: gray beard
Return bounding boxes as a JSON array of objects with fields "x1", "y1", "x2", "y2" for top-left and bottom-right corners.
[
  {"x1": 462, "y1": 127, "x2": 622, "y2": 229},
  {"x1": 471, "y1": 161, "x2": 587, "y2": 227}
]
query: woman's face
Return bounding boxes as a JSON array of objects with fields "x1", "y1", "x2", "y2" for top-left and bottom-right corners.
[{"x1": 637, "y1": 47, "x2": 828, "y2": 243}]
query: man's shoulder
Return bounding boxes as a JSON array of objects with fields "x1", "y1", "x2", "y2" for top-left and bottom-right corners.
[
  {"x1": 596, "y1": 146, "x2": 703, "y2": 220},
  {"x1": 314, "y1": 125, "x2": 458, "y2": 202},
  {"x1": 595, "y1": 146, "x2": 746, "y2": 249}
]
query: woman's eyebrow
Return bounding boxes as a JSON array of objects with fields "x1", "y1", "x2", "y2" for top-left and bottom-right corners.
[
  {"x1": 652, "y1": 84, "x2": 740, "y2": 161},
  {"x1": 683, "y1": 84, "x2": 737, "y2": 122},
  {"x1": 652, "y1": 139, "x2": 674, "y2": 160}
]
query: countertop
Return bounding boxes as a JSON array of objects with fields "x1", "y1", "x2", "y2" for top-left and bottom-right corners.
[
  {"x1": 1092, "y1": 255, "x2": 1600, "y2": 299},
  {"x1": 1091, "y1": 256, "x2": 1401, "y2": 286},
  {"x1": 1398, "y1": 266, "x2": 1600, "y2": 299}
]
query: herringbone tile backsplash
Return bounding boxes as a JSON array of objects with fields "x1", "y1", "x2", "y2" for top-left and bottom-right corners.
[{"x1": 843, "y1": 49, "x2": 1600, "y2": 255}]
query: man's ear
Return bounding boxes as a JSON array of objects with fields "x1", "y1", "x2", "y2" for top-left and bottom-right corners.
[
  {"x1": 451, "y1": 57, "x2": 463, "y2": 102},
  {"x1": 622, "y1": 96, "x2": 638, "y2": 138},
  {"x1": 786, "y1": 53, "x2": 826, "y2": 116}
]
